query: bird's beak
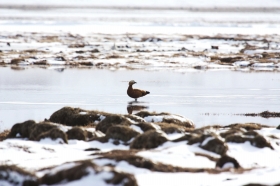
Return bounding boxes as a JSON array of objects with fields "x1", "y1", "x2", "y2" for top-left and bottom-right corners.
[{"x1": 134, "y1": 82, "x2": 137, "y2": 84}]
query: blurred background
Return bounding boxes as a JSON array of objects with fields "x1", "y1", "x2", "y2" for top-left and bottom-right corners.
[{"x1": 1, "y1": 0, "x2": 280, "y2": 34}]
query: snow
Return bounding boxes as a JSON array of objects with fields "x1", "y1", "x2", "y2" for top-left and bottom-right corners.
[
  {"x1": 62, "y1": 167, "x2": 114, "y2": 186},
  {"x1": 137, "y1": 143, "x2": 216, "y2": 169},
  {"x1": 143, "y1": 114, "x2": 193, "y2": 127},
  {"x1": 0, "y1": 171, "x2": 36, "y2": 186},
  {"x1": 130, "y1": 125, "x2": 144, "y2": 134},
  {"x1": 144, "y1": 115, "x2": 164, "y2": 123},
  {"x1": 251, "y1": 63, "x2": 276, "y2": 68},
  {"x1": 1, "y1": 126, "x2": 280, "y2": 185},
  {"x1": 99, "y1": 115, "x2": 106, "y2": 121},
  {"x1": 222, "y1": 162, "x2": 235, "y2": 169},
  {"x1": 201, "y1": 137, "x2": 215, "y2": 146},
  {"x1": 233, "y1": 61, "x2": 251, "y2": 67}
]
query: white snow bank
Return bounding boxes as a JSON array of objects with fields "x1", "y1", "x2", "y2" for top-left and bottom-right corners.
[
  {"x1": 233, "y1": 61, "x2": 251, "y2": 67},
  {"x1": 143, "y1": 114, "x2": 194, "y2": 126},
  {"x1": 251, "y1": 63, "x2": 276, "y2": 68}
]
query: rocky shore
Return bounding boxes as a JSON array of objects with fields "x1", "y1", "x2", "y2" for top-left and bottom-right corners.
[
  {"x1": 1, "y1": 32, "x2": 280, "y2": 72},
  {"x1": 1, "y1": 107, "x2": 280, "y2": 185}
]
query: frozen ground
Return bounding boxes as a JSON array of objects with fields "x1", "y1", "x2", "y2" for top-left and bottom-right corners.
[{"x1": 1, "y1": 108, "x2": 280, "y2": 186}]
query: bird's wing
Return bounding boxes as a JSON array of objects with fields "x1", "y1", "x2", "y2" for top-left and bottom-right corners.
[{"x1": 132, "y1": 88, "x2": 149, "y2": 97}]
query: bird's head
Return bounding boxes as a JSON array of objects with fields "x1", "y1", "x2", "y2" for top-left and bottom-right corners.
[{"x1": 129, "y1": 80, "x2": 137, "y2": 85}]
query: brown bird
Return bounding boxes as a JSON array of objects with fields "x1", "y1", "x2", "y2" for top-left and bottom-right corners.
[{"x1": 127, "y1": 80, "x2": 150, "y2": 101}]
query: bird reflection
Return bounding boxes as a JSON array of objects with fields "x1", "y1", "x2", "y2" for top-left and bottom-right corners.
[{"x1": 127, "y1": 104, "x2": 149, "y2": 114}]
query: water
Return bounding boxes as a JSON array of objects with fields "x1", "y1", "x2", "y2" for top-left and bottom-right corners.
[{"x1": 1, "y1": 66, "x2": 280, "y2": 131}]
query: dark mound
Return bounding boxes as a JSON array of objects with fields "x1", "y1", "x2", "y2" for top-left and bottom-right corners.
[
  {"x1": 0, "y1": 165, "x2": 39, "y2": 186},
  {"x1": 96, "y1": 115, "x2": 131, "y2": 133},
  {"x1": 49, "y1": 107, "x2": 102, "y2": 126},
  {"x1": 216, "y1": 155, "x2": 241, "y2": 169},
  {"x1": 157, "y1": 123, "x2": 187, "y2": 134},
  {"x1": 226, "y1": 134, "x2": 273, "y2": 150},
  {"x1": 174, "y1": 133, "x2": 228, "y2": 155},
  {"x1": 29, "y1": 123, "x2": 58, "y2": 141},
  {"x1": 225, "y1": 123, "x2": 268, "y2": 131},
  {"x1": 11, "y1": 58, "x2": 25, "y2": 64},
  {"x1": 133, "y1": 122, "x2": 155, "y2": 132},
  {"x1": 130, "y1": 130, "x2": 168, "y2": 149},
  {"x1": 220, "y1": 128, "x2": 245, "y2": 138},
  {"x1": 36, "y1": 128, "x2": 68, "y2": 143},
  {"x1": 7, "y1": 120, "x2": 36, "y2": 138},
  {"x1": 66, "y1": 127, "x2": 92, "y2": 141},
  {"x1": 40, "y1": 160, "x2": 138, "y2": 186},
  {"x1": 200, "y1": 137, "x2": 228, "y2": 155},
  {"x1": 106, "y1": 125, "x2": 140, "y2": 142}
]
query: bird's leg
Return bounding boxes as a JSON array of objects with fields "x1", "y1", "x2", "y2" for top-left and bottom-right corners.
[{"x1": 135, "y1": 98, "x2": 137, "y2": 102}]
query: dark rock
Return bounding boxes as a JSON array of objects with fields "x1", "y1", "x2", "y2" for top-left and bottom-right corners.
[
  {"x1": 216, "y1": 155, "x2": 241, "y2": 169},
  {"x1": 130, "y1": 130, "x2": 168, "y2": 149},
  {"x1": 106, "y1": 125, "x2": 140, "y2": 142}
]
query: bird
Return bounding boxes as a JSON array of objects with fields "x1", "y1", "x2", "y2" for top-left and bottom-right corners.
[{"x1": 127, "y1": 80, "x2": 150, "y2": 102}]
